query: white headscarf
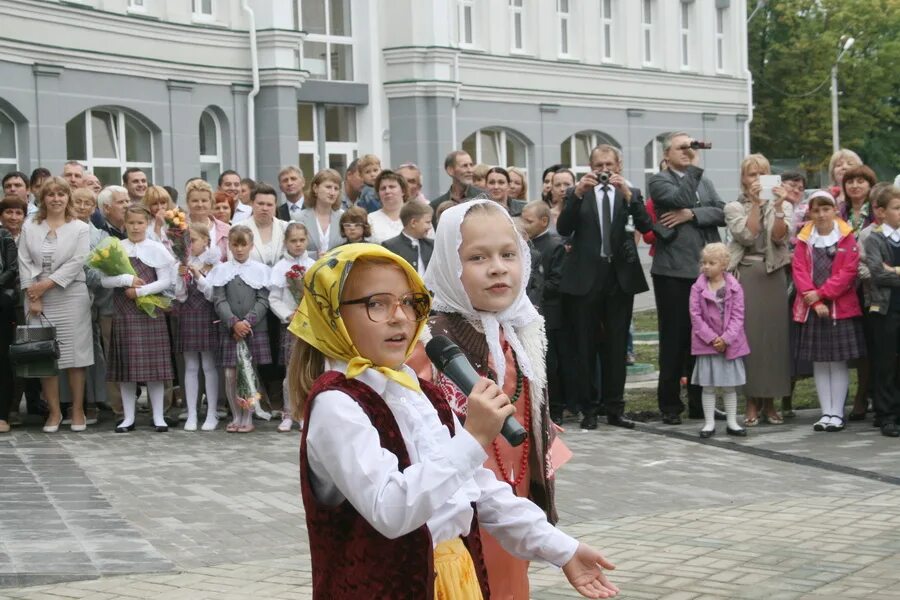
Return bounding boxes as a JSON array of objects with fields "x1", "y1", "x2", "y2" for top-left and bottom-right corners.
[{"x1": 424, "y1": 199, "x2": 542, "y2": 386}]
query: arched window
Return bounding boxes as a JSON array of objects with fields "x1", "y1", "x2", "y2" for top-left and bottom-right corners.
[
  {"x1": 643, "y1": 132, "x2": 671, "y2": 184},
  {"x1": 199, "y1": 110, "x2": 222, "y2": 185},
  {"x1": 461, "y1": 128, "x2": 528, "y2": 172},
  {"x1": 66, "y1": 109, "x2": 154, "y2": 187},
  {"x1": 560, "y1": 131, "x2": 619, "y2": 177},
  {"x1": 0, "y1": 109, "x2": 17, "y2": 179}
]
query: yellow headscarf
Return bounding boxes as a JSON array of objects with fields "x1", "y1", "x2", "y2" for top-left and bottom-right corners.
[{"x1": 288, "y1": 243, "x2": 430, "y2": 392}]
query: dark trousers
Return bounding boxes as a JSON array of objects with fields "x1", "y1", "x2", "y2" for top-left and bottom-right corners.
[
  {"x1": 0, "y1": 308, "x2": 14, "y2": 421},
  {"x1": 653, "y1": 274, "x2": 702, "y2": 417},
  {"x1": 871, "y1": 310, "x2": 900, "y2": 421},
  {"x1": 563, "y1": 271, "x2": 634, "y2": 418}
]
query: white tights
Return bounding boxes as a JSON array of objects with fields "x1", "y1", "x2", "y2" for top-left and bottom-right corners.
[
  {"x1": 813, "y1": 361, "x2": 849, "y2": 418},
  {"x1": 224, "y1": 368, "x2": 253, "y2": 427},
  {"x1": 119, "y1": 381, "x2": 166, "y2": 428},
  {"x1": 701, "y1": 386, "x2": 740, "y2": 431},
  {"x1": 183, "y1": 351, "x2": 219, "y2": 423}
]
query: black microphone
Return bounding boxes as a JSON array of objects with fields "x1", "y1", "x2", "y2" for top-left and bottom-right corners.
[{"x1": 425, "y1": 335, "x2": 527, "y2": 447}]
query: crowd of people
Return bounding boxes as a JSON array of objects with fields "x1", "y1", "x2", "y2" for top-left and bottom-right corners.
[{"x1": 0, "y1": 137, "x2": 899, "y2": 443}]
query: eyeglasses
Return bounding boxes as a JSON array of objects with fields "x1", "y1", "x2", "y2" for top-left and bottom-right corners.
[{"x1": 340, "y1": 292, "x2": 431, "y2": 323}]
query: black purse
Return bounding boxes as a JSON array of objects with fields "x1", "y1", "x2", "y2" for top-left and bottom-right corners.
[{"x1": 10, "y1": 313, "x2": 60, "y2": 366}]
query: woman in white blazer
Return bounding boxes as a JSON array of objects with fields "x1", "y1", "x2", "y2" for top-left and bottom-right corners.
[
  {"x1": 297, "y1": 169, "x2": 344, "y2": 258},
  {"x1": 18, "y1": 177, "x2": 94, "y2": 432}
]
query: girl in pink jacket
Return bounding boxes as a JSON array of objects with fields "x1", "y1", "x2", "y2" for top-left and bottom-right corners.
[
  {"x1": 690, "y1": 243, "x2": 751, "y2": 438},
  {"x1": 792, "y1": 190, "x2": 864, "y2": 433}
]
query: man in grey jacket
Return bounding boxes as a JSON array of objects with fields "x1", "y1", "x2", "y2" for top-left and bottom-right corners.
[{"x1": 648, "y1": 132, "x2": 725, "y2": 424}]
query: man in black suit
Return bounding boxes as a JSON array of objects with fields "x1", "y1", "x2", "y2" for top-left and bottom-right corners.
[
  {"x1": 381, "y1": 201, "x2": 434, "y2": 275},
  {"x1": 647, "y1": 132, "x2": 725, "y2": 424},
  {"x1": 429, "y1": 150, "x2": 485, "y2": 221},
  {"x1": 521, "y1": 200, "x2": 572, "y2": 422},
  {"x1": 276, "y1": 166, "x2": 305, "y2": 222},
  {"x1": 557, "y1": 145, "x2": 652, "y2": 430}
]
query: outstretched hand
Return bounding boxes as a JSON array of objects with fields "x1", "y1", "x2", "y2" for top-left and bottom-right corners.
[{"x1": 562, "y1": 543, "x2": 619, "y2": 598}]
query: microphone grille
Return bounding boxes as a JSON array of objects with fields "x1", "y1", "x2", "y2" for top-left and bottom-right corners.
[{"x1": 425, "y1": 335, "x2": 462, "y2": 368}]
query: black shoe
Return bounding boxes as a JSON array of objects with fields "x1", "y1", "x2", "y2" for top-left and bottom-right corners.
[
  {"x1": 154, "y1": 425, "x2": 169, "y2": 433},
  {"x1": 881, "y1": 423, "x2": 900, "y2": 438},
  {"x1": 607, "y1": 415, "x2": 635, "y2": 429},
  {"x1": 662, "y1": 414, "x2": 683, "y2": 425},
  {"x1": 579, "y1": 415, "x2": 598, "y2": 430},
  {"x1": 714, "y1": 409, "x2": 727, "y2": 421},
  {"x1": 699, "y1": 428, "x2": 715, "y2": 438},
  {"x1": 114, "y1": 421, "x2": 135, "y2": 433},
  {"x1": 726, "y1": 427, "x2": 748, "y2": 437},
  {"x1": 825, "y1": 416, "x2": 846, "y2": 432}
]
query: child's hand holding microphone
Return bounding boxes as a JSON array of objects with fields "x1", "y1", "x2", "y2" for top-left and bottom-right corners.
[{"x1": 464, "y1": 378, "x2": 516, "y2": 447}]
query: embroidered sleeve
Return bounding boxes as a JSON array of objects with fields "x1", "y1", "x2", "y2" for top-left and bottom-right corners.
[{"x1": 436, "y1": 372, "x2": 468, "y2": 418}]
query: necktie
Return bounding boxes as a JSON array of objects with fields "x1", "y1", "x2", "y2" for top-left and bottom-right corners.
[{"x1": 601, "y1": 186, "x2": 612, "y2": 257}]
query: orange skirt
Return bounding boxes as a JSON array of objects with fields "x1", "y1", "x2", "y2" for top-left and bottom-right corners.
[{"x1": 434, "y1": 538, "x2": 483, "y2": 600}]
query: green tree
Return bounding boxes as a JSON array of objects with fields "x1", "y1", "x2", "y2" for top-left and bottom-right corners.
[{"x1": 748, "y1": 0, "x2": 900, "y2": 180}]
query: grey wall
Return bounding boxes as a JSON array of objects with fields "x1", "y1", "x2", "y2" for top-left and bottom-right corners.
[
  {"x1": 255, "y1": 85, "x2": 300, "y2": 188},
  {"x1": 388, "y1": 96, "x2": 455, "y2": 201}
]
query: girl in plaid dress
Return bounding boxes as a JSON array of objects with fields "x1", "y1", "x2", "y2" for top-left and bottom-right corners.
[
  {"x1": 207, "y1": 226, "x2": 271, "y2": 433},
  {"x1": 268, "y1": 223, "x2": 315, "y2": 432},
  {"x1": 792, "y1": 191, "x2": 864, "y2": 433},
  {"x1": 102, "y1": 205, "x2": 176, "y2": 433},
  {"x1": 174, "y1": 223, "x2": 221, "y2": 432}
]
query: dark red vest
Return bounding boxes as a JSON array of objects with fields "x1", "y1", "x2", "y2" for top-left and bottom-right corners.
[{"x1": 299, "y1": 371, "x2": 491, "y2": 599}]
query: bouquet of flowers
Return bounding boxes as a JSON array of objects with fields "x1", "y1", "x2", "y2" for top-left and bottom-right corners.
[
  {"x1": 164, "y1": 208, "x2": 190, "y2": 274},
  {"x1": 87, "y1": 237, "x2": 171, "y2": 317},
  {"x1": 235, "y1": 338, "x2": 270, "y2": 419},
  {"x1": 284, "y1": 264, "x2": 307, "y2": 304}
]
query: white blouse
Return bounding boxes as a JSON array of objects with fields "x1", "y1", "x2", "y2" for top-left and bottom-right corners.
[
  {"x1": 238, "y1": 218, "x2": 288, "y2": 267},
  {"x1": 306, "y1": 360, "x2": 579, "y2": 566},
  {"x1": 268, "y1": 252, "x2": 315, "y2": 323},
  {"x1": 100, "y1": 239, "x2": 174, "y2": 297},
  {"x1": 367, "y1": 210, "x2": 404, "y2": 244}
]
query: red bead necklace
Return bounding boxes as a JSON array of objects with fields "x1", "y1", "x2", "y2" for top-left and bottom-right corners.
[{"x1": 491, "y1": 372, "x2": 531, "y2": 491}]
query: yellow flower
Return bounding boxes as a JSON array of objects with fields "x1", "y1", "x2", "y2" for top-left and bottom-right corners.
[
  {"x1": 165, "y1": 210, "x2": 174, "y2": 220},
  {"x1": 101, "y1": 249, "x2": 110, "y2": 259}
]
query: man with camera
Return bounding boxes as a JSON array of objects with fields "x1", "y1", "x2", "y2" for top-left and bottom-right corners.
[
  {"x1": 557, "y1": 145, "x2": 652, "y2": 430},
  {"x1": 648, "y1": 132, "x2": 725, "y2": 425}
]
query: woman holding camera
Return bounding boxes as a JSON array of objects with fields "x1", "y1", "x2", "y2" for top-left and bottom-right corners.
[{"x1": 724, "y1": 154, "x2": 793, "y2": 426}]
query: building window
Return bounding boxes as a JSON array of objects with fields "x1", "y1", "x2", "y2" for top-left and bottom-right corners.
[
  {"x1": 600, "y1": 0, "x2": 614, "y2": 62},
  {"x1": 299, "y1": 0, "x2": 353, "y2": 81},
  {"x1": 192, "y1": 0, "x2": 213, "y2": 19},
  {"x1": 458, "y1": 0, "x2": 474, "y2": 46},
  {"x1": 509, "y1": 0, "x2": 525, "y2": 53},
  {"x1": 643, "y1": 132, "x2": 670, "y2": 186},
  {"x1": 0, "y1": 109, "x2": 17, "y2": 179},
  {"x1": 557, "y1": 0, "x2": 571, "y2": 56},
  {"x1": 716, "y1": 6, "x2": 726, "y2": 72},
  {"x1": 642, "y1": 0, "x2": 654, "y2": 66},
  {"x1": 65, "y1": 109, "x2": 154, "y2": 188},
  {"x1": 199, "y1": 110, "x2": 222, "y2": 185},
  {"x1": 462, "y1": 128, "x2": 528, "y2": 173},
  {"x1": 560, "y1": 131, "x2": 619, "y2": 177},
  {"x1": 297, "y1": 103, "x2": 358, "y2": 177},
  {"x1": 680, "y1": 1, "x2": 692, "y2": 69},
  {"x1": 128, "y1": 0, "x2": 146, "y2": 10}
]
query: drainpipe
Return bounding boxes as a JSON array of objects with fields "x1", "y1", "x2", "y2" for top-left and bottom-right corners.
[
  {"x1": 241, "y1": 0, "x2": 260, "y2": 179},
  {"x1": 451, "y1": 51, "x2": 460, "y2": 148}
]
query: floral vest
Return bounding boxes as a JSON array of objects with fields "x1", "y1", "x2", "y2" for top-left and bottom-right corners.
[{"x1": 299, "y1": 371, "x2": 491, "y2": 599}]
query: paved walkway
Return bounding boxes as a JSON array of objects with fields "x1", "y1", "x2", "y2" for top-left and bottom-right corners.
[{"x1": 1, "y1": 408, "x2": 899, "y2": 599}]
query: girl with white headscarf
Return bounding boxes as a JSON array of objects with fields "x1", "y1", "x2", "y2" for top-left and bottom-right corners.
[{"x1": 416, "y1": 199, "x2": 559, "y2": 600}]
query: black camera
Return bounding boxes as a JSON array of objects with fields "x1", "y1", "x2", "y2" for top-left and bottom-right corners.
[{"x1": 595, "y1": 171, "x2": 612, "y2": 184}]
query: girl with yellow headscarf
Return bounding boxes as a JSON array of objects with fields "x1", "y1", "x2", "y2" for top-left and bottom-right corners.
[{"x1": 289, "y1": 243, "x2": 619, "y2": 600}]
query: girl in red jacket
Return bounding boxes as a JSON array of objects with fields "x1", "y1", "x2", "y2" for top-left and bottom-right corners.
[{"x1": 792, "y1": 190, "x2": 864, "y2": 433}]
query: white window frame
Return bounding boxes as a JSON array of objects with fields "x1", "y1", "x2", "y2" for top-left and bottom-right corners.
[
  {"x1": 561, "y1": 131, "x2": 619, "y2": 178},
  {"x1": 642, "y1": 0, "x2": 654, "y2": 66},
  {"x1": 192, "y1": 0, "x2": 214, "y2": 21},
  {"x1": 458, "y1": 0, "x2": 475, "y2": 47},
  {"x1": 463, "y1": 128, "x2": 529, "y2": 175},
  {"x1": 643, "y1": 133, "x2": 669, "y2": 182},
  {"x1": 600, "y1": 0, "x2": 614, "y2": 62},
  {"x1": 199, "y1": 110, "x2": 222, "y2": 184},
  {"x1": 0, "y1": 109, "x2": 18, "y2": 174},
  {"x1": 509, "y1": 0, "x2": 525, "y2": 54},
  {"x1": 299, "y1": 0, "x2": 355, "y2": 81},
  {"x1": 71, "y1": 109, "x2": 154, "y2": 182},
  {"x1": 715, "y1": 6, "x2": 727, "y2": 73},
  {"x1": 296, "y1": 104, "x2": 360, "y2": 173},
  {"x1": 127, "y1": 0, "x2": 146, "y2": 12},
  {"x1": 679, "y1": 1, "x2": 692, "y2": 70},
  {"x1": 557, "y1": 0, "x2": 572, "y2": 57}
]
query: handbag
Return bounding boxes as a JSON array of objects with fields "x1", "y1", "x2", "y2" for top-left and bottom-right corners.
[{"x1": 11, "y1": 313, "x2": 60, "y2": 377}]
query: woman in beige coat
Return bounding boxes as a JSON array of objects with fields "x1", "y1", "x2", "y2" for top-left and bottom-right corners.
[
  {"x1": 725, "y1": 155, "x2": 793, "y2": 426},
  {"x1": 19, "y1": 177, "x2": 93, "y2": 432}
]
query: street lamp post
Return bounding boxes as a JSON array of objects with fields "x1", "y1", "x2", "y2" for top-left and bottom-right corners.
[{"x1": 831, "y1": 36, "x2": 855, "y2": 153}]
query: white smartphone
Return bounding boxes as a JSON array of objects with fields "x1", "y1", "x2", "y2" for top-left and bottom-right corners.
[{"x1": 759, "y1": 175, "x2": 781, "y2": 201}]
